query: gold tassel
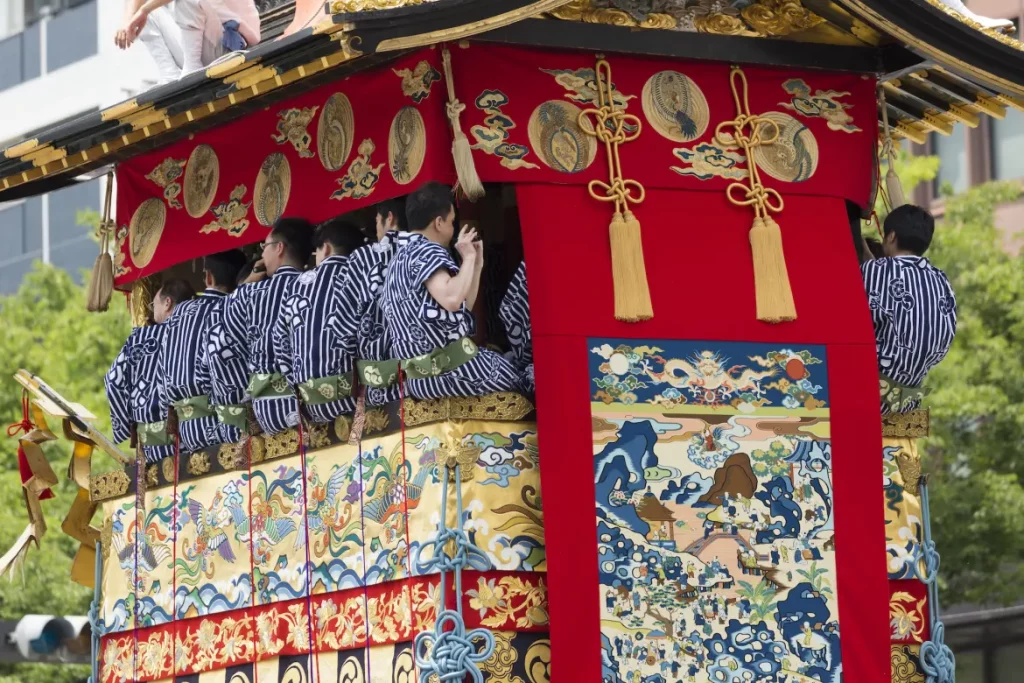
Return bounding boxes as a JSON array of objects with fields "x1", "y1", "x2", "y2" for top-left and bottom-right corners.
[
  {"x1": 579, "y1": 59, "x2": 653, "y2": 322},
  {"x1": 715, "y1": 67, "x2": 796, "y2": 323},
  {"x1": 879, "y1": 91, "x2": 906, "y2": 209},
  {"x1": 441, "y1": 46, "x2": 484, "y2": 202},
  {"x1": 86, "y1": 173, "x2": 115, "y2": 312},
  {"x1": 609, "y1": 210, "x2": 653, "y2": 322},
  {"x1": 750, "y1": 216, "x2": 796, "y2": 323}
]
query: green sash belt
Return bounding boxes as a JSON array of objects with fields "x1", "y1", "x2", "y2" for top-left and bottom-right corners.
[
  {"x1": 138, "y1": 420, "x2": 172, "y2": 447},
  {"x1": 357, "y1": 359, "x2": 401, "y2": 389},
  {"x1": 400, "y1": 336, "x2": 479, "y2": 380},
  {"x1": 880, "y1": 373, "x2": 928, "y2": 414},
  {"x1": 247, "y1": 372, "x2": 293, "y2": 400},
  {"x1": 298, "y1": 372, "x2": 354, "y2": 405},
  {"x1": 214, "y1": 404, "x2": 248, "y2": 431},
  {"x1": 172, "y1": 395, "x2": 215, "y2": 422}
]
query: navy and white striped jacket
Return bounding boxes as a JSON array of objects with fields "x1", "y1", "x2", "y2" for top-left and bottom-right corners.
[
  {"x1": 159, "y1": 289, "x2": 228, "y2": 452},
  {"x1": 862, "y1": 255, "x2": 957, "y2": 411},
  {"x1": 105, "y1": 324, "x2": 174, "y2": 463},
  {"x1": 273, "y1": 255, "x2": 356, "y2": 421}
]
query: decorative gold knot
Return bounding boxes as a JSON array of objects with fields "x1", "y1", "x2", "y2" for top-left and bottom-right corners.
[
  {"x1": 578, "y1": 60, "x2": 645, "y2": 213},
  {"x1": 714, "y1": 68, "x2": 784, "y2": 220}
]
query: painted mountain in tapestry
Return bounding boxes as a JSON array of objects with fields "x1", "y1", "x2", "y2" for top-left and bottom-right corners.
[{"x1": 589, "y1": 338, "x2": 840, "y2": 683}]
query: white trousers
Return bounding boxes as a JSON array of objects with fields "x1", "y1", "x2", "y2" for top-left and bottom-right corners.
[
  {"x1": 138, "y1": 5, "x2": 184, "y2": 85},
  {"x1": 139, "y1": 0, "x2": 236, "y2": 83}
]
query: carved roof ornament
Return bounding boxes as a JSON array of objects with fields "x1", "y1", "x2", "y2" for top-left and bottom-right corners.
[
  {"x1": 548, "y1": 0, "x2": 824, "y2": 38},
  {"x1": 329, "y1": 0, "x2": 432, "y2": 11},
  {"x1": 921, "y1": 0, "x2": 1023, "y2": 51}
]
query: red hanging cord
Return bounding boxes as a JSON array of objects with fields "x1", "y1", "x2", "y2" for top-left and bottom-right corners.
[
  {"x1": 296, "y1": 405, "x2": 320, "y2": 683},
  {"x1": 397, "y1": 373, "x2": 421, "y2": 680},
  {"x1": 246, "y1": 434, "x2": 260, "y2": 683},
  {"x1": 7, "y1": 391, "x2": 53, "y2": 500},
  {"x1": 171, "y1": 435, "x2": 180, "y2": 678}
]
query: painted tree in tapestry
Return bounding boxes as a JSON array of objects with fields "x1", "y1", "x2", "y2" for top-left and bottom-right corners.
[{"x1": 590, "y1": 339, "x2": 839, "y2": 683}]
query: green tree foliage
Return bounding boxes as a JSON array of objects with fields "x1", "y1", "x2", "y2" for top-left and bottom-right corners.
[
  {"x1": 0, "y1": 263, "x2": 131, "y2": 683},
  {"x1": 876, "y1": 150, "x2": 1024, "y2": 607},
  {"x1": 921, "y1": 180, "x2": 1024, "y2": 607}
]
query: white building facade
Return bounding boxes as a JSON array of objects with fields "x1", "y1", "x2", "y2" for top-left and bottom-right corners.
[{"x1": 0, "y1": 0, "x2": 164, "y2": 292}]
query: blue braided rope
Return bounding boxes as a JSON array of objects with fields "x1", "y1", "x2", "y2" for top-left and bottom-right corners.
[
  {"x1": 414, "y1": 463, "x2": 494, "y2": 683},
  {"x1": 88, "y1": 541, "x2": 102, "y2": 683},
  {"x1": 918, "y1": 480, "x2": 956, "y2": 683}
]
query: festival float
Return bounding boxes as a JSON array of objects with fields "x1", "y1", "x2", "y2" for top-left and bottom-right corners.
[{"x1": 2, "y1": 1, "x2": 1023, "y2": 682}]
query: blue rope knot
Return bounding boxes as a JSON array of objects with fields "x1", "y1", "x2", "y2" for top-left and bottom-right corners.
[
  {"x1": 920, "y1": 622, "x2": 956, "y2": 683},
  {"x1": 416, "y1": 525, "x2": 491, "y2": 575},
  {"x1": 911, "y1": 538, "x2": 941, "y2": 585},
  {"x1": 414, "y1": 610, "x2": 495, "y2": 683}
]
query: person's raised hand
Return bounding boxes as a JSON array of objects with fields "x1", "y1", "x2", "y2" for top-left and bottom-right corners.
[{"x1": 455, "y1": 224, "x2": 477, "y2": 261}]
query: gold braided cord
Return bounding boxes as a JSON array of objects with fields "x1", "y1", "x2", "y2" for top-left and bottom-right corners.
[
  {"x1": 578, "y1": 60, "x2": 645, "y2": 213},
  {"x1": 714, "y1": 68, "x2": 783, "y2": 220},
  {"x1": 576, "y1": 58, "x2": 653, "y2": 322},
  {"x1": 714, "y1": 65, "x2": 796, "y2": 323}
]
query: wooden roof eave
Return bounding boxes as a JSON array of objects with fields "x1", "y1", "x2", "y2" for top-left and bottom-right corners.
[
  {"x1": 0, "y1": 0, "x2": 573, "y2": 202},
  {"x1": 834, "y1": 0, "x2": 1024, "y2": 98}
]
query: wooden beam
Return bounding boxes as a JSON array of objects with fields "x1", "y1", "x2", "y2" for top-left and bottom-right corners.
[{"x1": 472, "y1": 18, "x2": 883, "y2": 73}]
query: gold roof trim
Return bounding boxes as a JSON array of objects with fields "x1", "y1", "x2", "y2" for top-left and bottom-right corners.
[
  {"x1": 0, "y1": 39, "x2": 364, "y2": 193},
  {"x1": 330, "y1": 0, "x2": 430, "y2": 10},
  {"x1": 375, "y1": 0, "x2": 573, "y2": 50},
  {"x1": 839, "y1": 0, "x2": 1024, "y2": 97},
  {"x1": 547, "y1": 0, "x2": 824, "y2": 38},
  {"x1": 919, "y1": 0, "x2": 1023, "y2": 51},
  {"x1": 206, "y1": 53, "x2": 250, "y2": 80},
  {"x1": 101, "y1": 99, "x2": 139, "y2": 122},
  {"x1": 4, "y1": 138, "x2": 40, "y2": 159}
]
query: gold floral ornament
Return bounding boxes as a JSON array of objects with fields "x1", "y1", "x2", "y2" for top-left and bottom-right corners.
[
  {"x1": 201, "y1": 185, "x2": 252, "y2": 237},
  {"x1": 145, "y1": 157, "x2": 186, "y2": 209},
  {"x1": 578, "y1": 59, "x2": 652, "y2": 322},
  {"x1": 713, "y1": 66, "x2": 796, "y2": 323},
  {"x1": 436, "y1": 425, "x2": 481, "y2": 482},
  {"x1": 272, "y1": 107, "x2": 319, "y2": 158},
  {"x1": 331, "y1": 138, "x2": 384, "y2": 201}
]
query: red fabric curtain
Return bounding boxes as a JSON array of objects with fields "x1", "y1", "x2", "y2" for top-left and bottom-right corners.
[{"x1": 520, "y1": 183, "x2": 888, "y2": 683}]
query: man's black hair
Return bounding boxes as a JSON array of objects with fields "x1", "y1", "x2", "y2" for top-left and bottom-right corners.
[
  {"x1": 405, "y1": 182, "x2": 453, "y2": 232},
  {"x1": 270, "y1": 217, "x2": 315, "y2": 264},
  {"x1": 314, "y1": 218, "x2": 366, "y2": 257},
  {"x1": 883, "y1": 205, "x2": 935, "y2": 256},
  {"x1": 864, "y1": 237, "x2": 885, "y2": 260},
  {"x1": 203, "y1": 249, "x2": 247, "y2": 289},
  {"x1": 158, "y1": 278, "x2": 196, "y2": 307},
  {"x1": 376, "y1": 197, "x2": 407, "y2": 231}
]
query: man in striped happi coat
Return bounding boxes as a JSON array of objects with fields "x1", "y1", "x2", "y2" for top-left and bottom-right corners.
[
  {"x1": 106, "y1": 279, "x2": 195, "y2": 463},
  {"x1": 381, "y1": 182, "x2": 521, "y2": 400},
  {"x1": 333, "y1": 198, "x2": 405, "y2": 406},
  {"x1": 499, "y1": 260, "x2": 534, "y2": 394},
  {"x1": 159, "y1": 250, "x2": 246, "y2": 453},
  {"x1": 224, "y1": 218, "x2": 313, "y2": 434},
  {"x1": 861, "y1": 205, "x2": 957, "y2": 414},
  {"x1": 273, "y1": 218, "x2": 364, "y2": 423}
]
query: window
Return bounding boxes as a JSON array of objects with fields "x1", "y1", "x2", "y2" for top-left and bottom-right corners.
[
  {"x1": 46, "y1": 0, "x2": 96, "y2": 72},
  {"x1": 992, "y1": 107, "x2": 1024, "y2": 180},
  {"x1": 0, "y1": 0, "x2": 95, "y2": 94},
  {"x1": 932, "y1": 128, "x2": 969, "y2": 196}
]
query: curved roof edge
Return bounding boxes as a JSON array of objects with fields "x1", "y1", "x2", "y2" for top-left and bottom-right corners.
[{"x1": 836, "y1": 0, "x2": 1024, "y2": 97}]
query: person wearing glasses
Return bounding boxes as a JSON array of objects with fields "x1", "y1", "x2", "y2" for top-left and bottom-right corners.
[
  {"x1": 220, "y1": 218, "x2": 313, "y2": 435},
  {"x1": 272, "y1": 217, "x2": 365, "y2": 425},
  {"x1": 105, "y1": 279, "x2": 195, "y2": 463},
  {"x1": 380, "y1": 182, "x2": 521, "y2": 400},
  {"x1": 331, "y1": 198, "x2": 406, "y2": 407},
  {"x1": 159, "y1": 250, "x2": 247, "y2": 454}
]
